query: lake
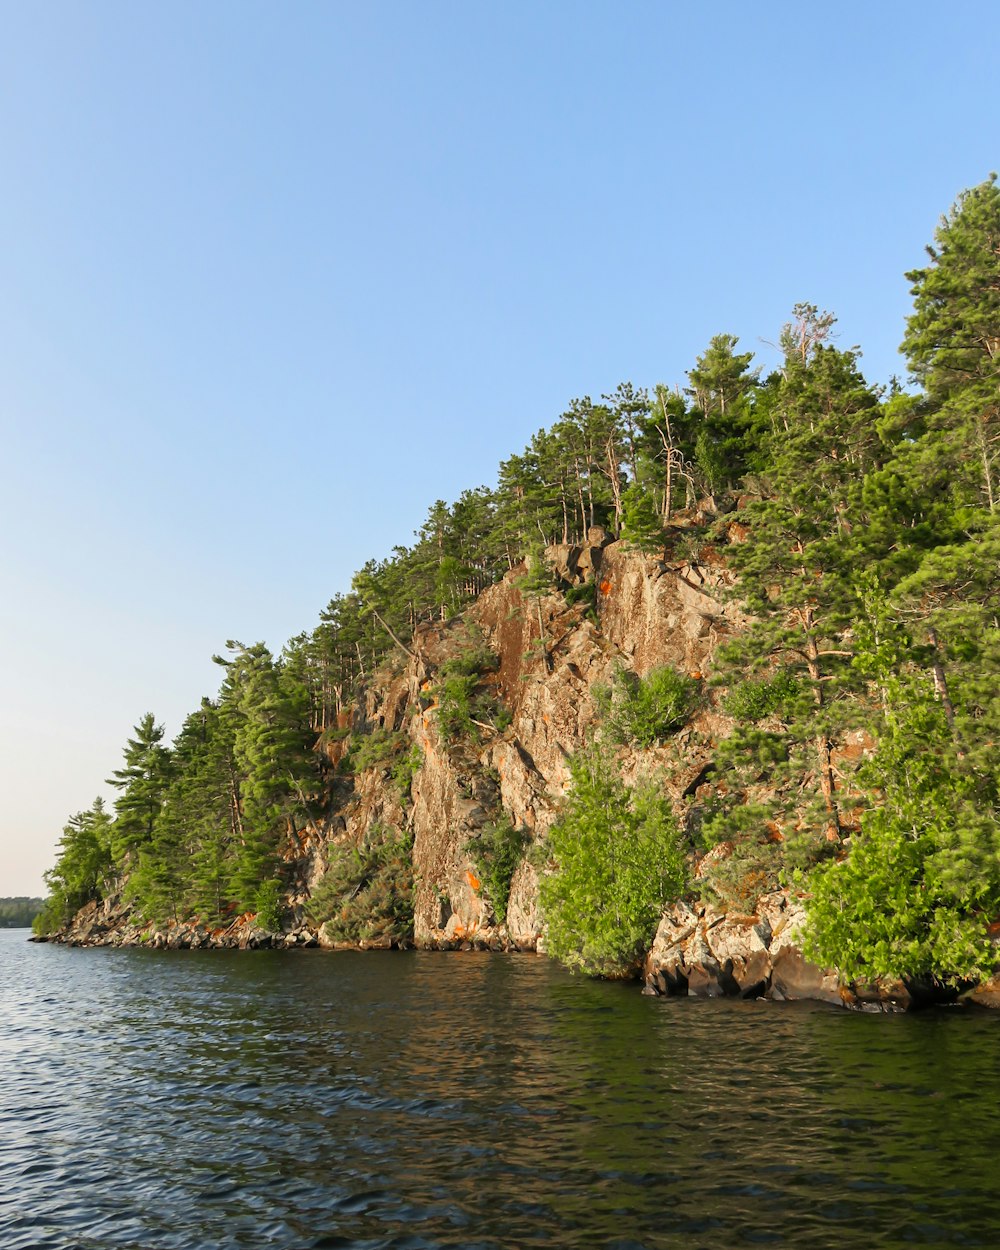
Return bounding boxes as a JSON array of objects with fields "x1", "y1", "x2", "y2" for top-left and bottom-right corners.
[{"x1": 1, "y1": 928, "x2": 998, "y2": 1249}]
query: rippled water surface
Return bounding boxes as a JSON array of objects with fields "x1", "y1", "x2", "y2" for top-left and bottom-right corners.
[{"x1": 3, "y1": 930, "x2": 1000, "y2": 1249}]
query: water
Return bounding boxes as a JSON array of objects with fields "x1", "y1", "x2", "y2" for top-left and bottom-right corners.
[{"x1": 2, "y1": 930, "x2": 999, "y2": 1249}]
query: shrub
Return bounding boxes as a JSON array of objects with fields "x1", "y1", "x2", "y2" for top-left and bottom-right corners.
[
  {"x1": 722, "y1": 671, "x2": 801, "y2": 722},
  {"x1": 594, "y1": 665, "x2": 695, "y2": 747},
  {"x1": 435, "y1": 673, "x2": 478, "y2": 743},
  {"x1": 697, "y1": 838, "x2": 784, "y2": 912},
  {"x1": 439, "y1": 643, "x2": 499, "y2": 680},
  {"x1": 802, "y1": 680, "x2": 1000, "y2": 986},
  {"x1": 540, "y1": 748, "x2": 687, "y2": 977},
  {"x1": 32, "y1": 897, "x2": 65, "y2": 937},
  {"x1": 307, "y1": 825, "x2": 414, "y2": 945},
  {"x1": 253, "y1": 878, "x2": 284, "y2": 932},
  {"x1": 391, "y1": 743, "x2": 423, "y2": 799},
  {"x1": 347, "y1": 729, "x2": 407, "y2": 773},
  {"x1": 431, "y1": 639, "x2": 509, "y2": 745},
  {"x1": 464, "y1": 817, "x2": 529, "y2": 925},
  {"x1": 564, "y1": 578, "x2": 598, "y2": 623}
]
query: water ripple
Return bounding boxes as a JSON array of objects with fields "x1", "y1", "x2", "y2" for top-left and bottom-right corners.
[{"x1": 2, "y1": 933, "x2": 999, "y2": 1248}]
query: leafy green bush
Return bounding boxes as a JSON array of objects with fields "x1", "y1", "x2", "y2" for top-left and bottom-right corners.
[
  {"x1": 803, "y1": 680, "x2": 1000, "y2": 986},
  {"x1": 439, "y1": 643, "x2": 500, "y2": 680},
  {"x1": 594, "y1": 665, "x2": 695, "y2": 747},
  {"x1": 722, "y1": 671, "x2": 801, "y2": 722},
  {"x1": 307, "y1": 825, "x2": 414, "y2": 945},
  {"x1": 435, "y1": 674, "x2": 478, "y2": 742},
  {"x1": 431, "y1": 639, "x2": 509, "y2": 744},
  {"x1": 564, "y1": 578, "x2": 598, "y2": 623},
  {"x1": 253, "y1": 878, "x2": 284, "y2": 931},
  {"x1": 464, "y1": 817, "x2": 529, "y2": 924},
  {"x1": 540, "y1": 748, "x2": 687, "y2": 977},
  {"x1": 32, "y1": 897, "x2": 65, "y2": 937},
  {"x1": 347, "y1": 729, "x2": 407, "y2": 773}
]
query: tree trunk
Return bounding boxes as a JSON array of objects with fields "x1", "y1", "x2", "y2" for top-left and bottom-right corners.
[
  {"x1": 805, "y1": 631, "x2": 841, "y2": 841},
  {"x1": 926, "y1": 627, "x2": 958, "y2": 734}
]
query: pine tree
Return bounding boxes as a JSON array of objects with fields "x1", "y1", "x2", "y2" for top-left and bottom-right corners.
[
  {"x1": 686, "y1": 334, "x2": 759, "y2": 497},
  {"x1": 35, "y1": 798, "x2": 114, "y2": 932},
  {"x1": 106, "y1": 713, "x2": 172, "y2": 863},
  {"x1": 217, "y1": 643, "x2": 321, "y2": 914},
  {"x1": 901, "y1": 174, "x2": 1000, "y2": 518},
  {"x1": 711, "y1": 335, "x2": 883, "y2": 850}
]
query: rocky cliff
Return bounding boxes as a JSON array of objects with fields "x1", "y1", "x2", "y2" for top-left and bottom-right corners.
[{"x1": 46, "y1": 533, "x2": 1000, "y2": 1010}]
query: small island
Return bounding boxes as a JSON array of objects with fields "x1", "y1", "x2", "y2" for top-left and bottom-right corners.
[{"x1": 36, "y1": 178, "x2": 1000, "y2": 1011}]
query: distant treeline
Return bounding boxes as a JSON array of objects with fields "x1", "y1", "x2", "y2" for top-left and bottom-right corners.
[{"x1": 0, "y1": 897, "x2": 44, "y2": 928}]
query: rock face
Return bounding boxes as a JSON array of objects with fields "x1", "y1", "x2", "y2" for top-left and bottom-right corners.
[{"x1": 48, "y1": 536, "x2": 999, "y2": 1010}]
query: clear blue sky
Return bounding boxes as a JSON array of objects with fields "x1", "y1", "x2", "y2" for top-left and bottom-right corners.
[{"x1": 1, "y1": 1, "x2": 995, "y2": 895}]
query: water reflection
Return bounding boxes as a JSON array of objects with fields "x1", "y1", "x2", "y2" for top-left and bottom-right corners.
[{"x1": 1, "y1": 933, "x2": 998, "y2": 1249}]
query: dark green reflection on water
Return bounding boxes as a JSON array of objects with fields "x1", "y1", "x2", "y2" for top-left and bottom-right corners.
[{"x1": 4, "y1": 938, "x2": 1000, "y2": 1249}]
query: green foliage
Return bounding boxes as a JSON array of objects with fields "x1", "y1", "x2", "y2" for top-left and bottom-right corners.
[
  {"x1": 722, "y1": 671, "x2": 801, "y2": 722},
  {"x1": 106, "y1": 714, "x2": 172, "y2": 863},
  {"x1": 34, "y1": 798, "x2": 114, "y2": 934},
  {"x1": 686, "y1": 332, "x2": 759, "y2": 496},
  {"x1": 804, "y1": 671, "x2": 1000, "y2": 986},
  {"x1": 594, "y1": 665, "x2": 695, "y2": 747},
  {"x1": 0, "y1": 898, "x2": 44, "y2": 928},
  {"x1": 563, "y1": 578, "x2": 598, "y2": 621},
  {"x1": 253, "y1": 879, "x2": 284, "y2": 932},
  {"x1": 439, "y1": 640, "x2": 500, "y2": 680},
  {"x1": 307, "y1": 825, "x2": 414, "y2": 945},
  {"x1": 32, "y1": 898, "x2": 66, "y2": 937},
  {"x1": 392, "y1": 743, "x2": 423, "y2": 798},
  {"x1": 540, "y1": 749, "x2": 687, "y2": 977},
  {"x1": 699, "y1": 839, "x2": 785, "y2": 913},
  {"x1": 464, "y1": 817, "x2": 529, "y2": 925},
  {"x1": 347, "y1": 729, "x2": 407, "y2": 773},
  {"x1": 901, "y1": 175, "x2": 1000, "y2": 520},
  {"x1": 431, "y1": 638, "x2": 507, "y2": 745},
  {"x1": 619, "y1": 483, "x2": 664, "y2": 553},
  {"x1": 434, "y1": 673, "x2": 479, "y2": 743}
]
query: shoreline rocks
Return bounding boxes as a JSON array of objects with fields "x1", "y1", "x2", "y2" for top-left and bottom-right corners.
[{"x1": 643, "y1": 890, "x2": 992, "y2": 1011}]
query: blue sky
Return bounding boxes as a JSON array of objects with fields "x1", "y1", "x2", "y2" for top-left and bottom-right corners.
[{"x1": 1, "y1": 2, "x2": 996, "y2": 894}]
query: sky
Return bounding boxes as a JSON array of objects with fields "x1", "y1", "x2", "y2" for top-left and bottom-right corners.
[{"x1": 0, "y1": 1, "x2": 996, "y2": 896}]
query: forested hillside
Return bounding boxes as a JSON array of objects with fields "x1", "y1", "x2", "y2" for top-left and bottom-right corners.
[{"x1": 36, "y1": 178, "x2": 1000, "y2": 996}]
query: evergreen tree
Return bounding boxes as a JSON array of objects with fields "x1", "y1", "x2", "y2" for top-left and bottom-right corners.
[
  {"x1": 710, "y1": 335, "x2": 883, "y2": 849},
  {"x1": 619, "y1": 482, "x2": 664, "y2": 554},
  {"x1": 34, "y1": 799, "x2": 114, "y2": 932},
  {"x1": 106, "y1": 713, "x2": 172, "y2": 863},
  {"x1": 901, "y1": 174, "x2": 1000, "y2": 517},
  {"x1": 686, "y1": 333, "x2": 759, "y2": 496},
  {"x1": 217, "y1": 642, "x2": 321, "y2": 913}
]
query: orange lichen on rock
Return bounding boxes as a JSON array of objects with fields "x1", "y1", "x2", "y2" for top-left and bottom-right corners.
[{"x1": 465, "y1": 870, "x2": 481, "y2": 892}]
